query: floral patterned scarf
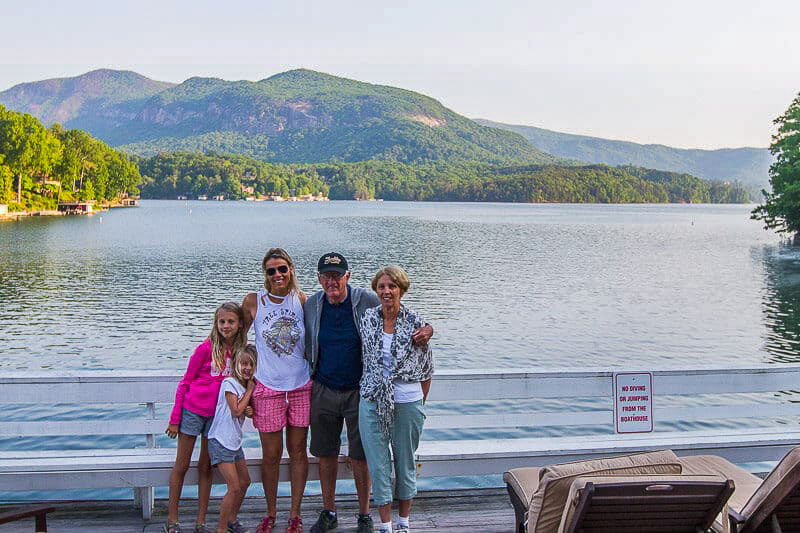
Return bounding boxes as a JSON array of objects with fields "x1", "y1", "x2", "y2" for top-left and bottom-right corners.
[{"x1": 360, "y1": 304, "x2": 433, "y2": 439}]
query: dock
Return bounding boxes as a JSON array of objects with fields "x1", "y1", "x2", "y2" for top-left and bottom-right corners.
[
  {"x1": 0, "y1": 489, "x2": 515, "y2": 532},
  {"x1": 57, "y1": 201, "x2": 97, "y2": 214},
  {"x1": 0, "y1": 209, "x2": 64, "y2": 220}
]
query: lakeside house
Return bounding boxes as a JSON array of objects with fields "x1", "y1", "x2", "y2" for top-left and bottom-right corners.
[
  {"x1": 0, "y1": 204, "x2": 6, "y2": 216},
  {"x1": 171, "y1": 193, "x2": 328, "y2": 201},
  {"x1": 288, "y1": 193, "x2": 329, "y2": 202},
  {"x1": 57, "y1": 201, "x2": 95, "y2": 214}
]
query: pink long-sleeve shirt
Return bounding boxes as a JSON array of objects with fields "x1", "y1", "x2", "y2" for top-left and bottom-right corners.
[{"x1": 169, "y1": 339, "x2": 231, "y2": 425}]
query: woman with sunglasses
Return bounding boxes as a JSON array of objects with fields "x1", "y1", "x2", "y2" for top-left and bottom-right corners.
[{"x1": 242, "y1": 248, "x2": 310, "y2": 533}]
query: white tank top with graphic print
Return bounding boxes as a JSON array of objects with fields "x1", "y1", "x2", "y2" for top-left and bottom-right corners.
[{"x1": 253, "y1": 289, "x2": 309, "y2": 391}]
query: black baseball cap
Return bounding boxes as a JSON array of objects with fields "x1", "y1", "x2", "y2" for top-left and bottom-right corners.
[{"x1": 317, "y1": 252, "x2": 349, "y2": 275}]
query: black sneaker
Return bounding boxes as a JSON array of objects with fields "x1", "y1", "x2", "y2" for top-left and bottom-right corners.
[
  {"x1": 310, "y1": 510, "x2": 338, "y2": 533},
  {"x1": 356, "y1": 514, "x2": 374, "y2": 533}
]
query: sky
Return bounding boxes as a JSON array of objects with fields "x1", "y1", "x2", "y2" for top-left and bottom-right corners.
[{"x1": 3, "y1": 0, "x2": 799, "y2": 149}]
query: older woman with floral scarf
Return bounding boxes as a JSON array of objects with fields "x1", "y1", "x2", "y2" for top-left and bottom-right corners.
[{"x1": 358, "y1": 265, "x2": 433, "y2": 533}]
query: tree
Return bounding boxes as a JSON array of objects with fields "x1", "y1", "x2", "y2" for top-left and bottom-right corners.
[
  {"x1": 0, "y1": 106, "x2": 62, "y2": 207},
  {"x1": 0, "y1": 165, "x2": 13, "y2": 203},
  {"x1": 79, "y1": 178, "x2": 96, "y2": 201},
  {"x1": 752, "y1": 93, "x2": 800, "y2": 236}
]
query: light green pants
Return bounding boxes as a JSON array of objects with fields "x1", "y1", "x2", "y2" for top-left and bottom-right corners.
[{"x1": 358, "y1": 398, "x2": 425, "y2": 505}]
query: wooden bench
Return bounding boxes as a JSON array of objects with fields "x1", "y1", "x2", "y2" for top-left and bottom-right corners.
[
  {"x1": 2, "y1": 366, "x2": 800, "y2": 521},
  {"x1": 0, "y1": 504, "x2": 55, "y2": 532}
]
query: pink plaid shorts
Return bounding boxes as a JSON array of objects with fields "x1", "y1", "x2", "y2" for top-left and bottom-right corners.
[{"x1": 252, "y1": 379, "x2": 312, "y2": 432}]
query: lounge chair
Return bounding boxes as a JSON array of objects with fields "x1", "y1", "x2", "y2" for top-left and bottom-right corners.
[
  {"x1": 680, "y1": 446, "x2": 800, "y2": 533},
  {"x1": 558, "y1": 474, "x2": 734, "y2": 533},
  {"x1": 504, "y1": 449, "x2": 704, "y2": 533}
]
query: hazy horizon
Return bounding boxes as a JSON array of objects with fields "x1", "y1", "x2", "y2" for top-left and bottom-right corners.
[{"x1": 4, "y1": 0, "x2": 799, "y2": 150}]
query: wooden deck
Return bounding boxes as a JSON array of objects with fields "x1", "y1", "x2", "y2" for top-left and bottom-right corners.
[{"x1": 0, "y1": 489, "x2": 516, "y2": 532}]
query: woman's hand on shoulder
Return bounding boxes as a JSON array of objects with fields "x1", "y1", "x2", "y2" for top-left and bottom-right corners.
[
  {"x1": 165, "y1": 424, "x2": 179, "y2": 439},
  {"x1": 411, "y1": 323, "x2": 434, "y2": 346}
]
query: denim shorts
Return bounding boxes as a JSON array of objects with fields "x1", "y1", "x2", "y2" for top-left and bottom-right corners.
[
  {"x1": 208, "y1": 437, "x2": 245, "y2": 466},
  {"x1": 179, "y1": 408, "x2": 213, "y2": 437}
]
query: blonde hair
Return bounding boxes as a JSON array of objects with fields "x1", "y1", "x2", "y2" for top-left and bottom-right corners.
[
  {"x1": 262, "y1": 247, "x2": 299, "y2": 294},
  {"x1": 371, "y1": 265, "x2": 410, "y2": 296},
  {"x1": 209, "y1": 302, "x2": 246, "y2": 374},
  {"x1": 233, "y1": 344, "x2": 257, "y2": 385}
]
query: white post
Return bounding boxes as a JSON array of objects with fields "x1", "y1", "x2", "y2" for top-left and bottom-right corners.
[{"x1": 135, "y1": 402, "x2": 157, "y2": 519}]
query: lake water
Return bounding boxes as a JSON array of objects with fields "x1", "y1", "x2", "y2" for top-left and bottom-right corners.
[
  {"x1": 1, "y1": 201, "x2": 798, "y2": 371},
  {"x1": 2, "y1": 201, "x2": 799, "y2": 500}
]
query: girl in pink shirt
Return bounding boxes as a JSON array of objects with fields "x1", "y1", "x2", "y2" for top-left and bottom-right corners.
[{"x1": 164, "y1": 302, "x2": 247, "y2": 533}]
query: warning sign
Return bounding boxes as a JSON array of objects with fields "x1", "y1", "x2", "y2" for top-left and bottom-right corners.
[{"x1": 613, "y1": 372, "x2": 653, "y2": 433}]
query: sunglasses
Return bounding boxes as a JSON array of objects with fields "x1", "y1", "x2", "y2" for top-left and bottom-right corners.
[{"x1": 266, "y1": 265, "x2": 289, "y2": 276}]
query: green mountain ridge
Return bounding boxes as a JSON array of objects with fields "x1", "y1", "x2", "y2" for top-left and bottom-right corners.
[
  {"x1": 476, "y1": 119, "x2": 772, "y2": 189},
  {"x1": 0, "y1": 69, "x2": 556, "y2": 166},
  {"x1": 0, "y1": 69, "x2": 176, "y2": 127},
  {"x1": 0, "y1": 69, "x2": 770, "y2": 192}
]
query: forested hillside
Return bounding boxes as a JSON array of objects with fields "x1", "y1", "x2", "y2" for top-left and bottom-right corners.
[
  {"x1": 136, "y1": 152, "x2": 329, "y2": 199},
  {"x1": 0, "y1": 105, "x2": 141, "y2": 211},
  {"x1": 0, "y1": 69, "x2": 175, "y2": 127},
  {"x1": 477, "y1": 119, "x2": 772, "y2": 190},
  {"x1": 0, "y1": 70, "x2": 754, "y2": 208},
  {"x1": 1, "y1": 69, "x2": 556, "y2": 166},
  {"x1": 135, "y1": 152, "x2": 751, "y2": 204}
]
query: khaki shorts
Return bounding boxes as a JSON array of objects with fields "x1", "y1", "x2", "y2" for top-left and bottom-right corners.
[{"x1": 309, "y1": 380, "x2": 365, "y2": 460}]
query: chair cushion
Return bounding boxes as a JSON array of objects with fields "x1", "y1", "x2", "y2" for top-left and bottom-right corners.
[
  {"x1": 740, "y1": 446, "x2": 800, "y2": 531},
  {"x1": 504, "y1": 467, "x2": 544, "y2": 511},
  {"x1": 528, "y1": 450, "x2": 682, "y2": 533},
  {"x1": 556, "y1": 474, "x2": 729, "y2": 533},
  {"x1": 679, "y1": 455, "x2": 762, "y2": 516}
]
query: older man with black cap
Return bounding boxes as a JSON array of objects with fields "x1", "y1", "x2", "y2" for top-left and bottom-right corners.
[{"x1": 304, "y1": 253, "x2": 432, "y2": 533}]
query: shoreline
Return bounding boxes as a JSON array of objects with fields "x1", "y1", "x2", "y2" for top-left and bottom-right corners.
[
  {"x1": 0, "y1": 202, "x2": 136, "y2": 221},
  {"x1": 0, "y1": 210, "x2": 64, "y2": 220}
]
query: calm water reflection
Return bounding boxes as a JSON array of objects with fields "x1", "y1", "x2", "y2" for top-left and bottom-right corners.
[
  {"x1": 760, "y1": 245, "x2": 800, "y2": 362},
  {"x1": 0, "y1": 201, "x2": 797, "y2": 371}
]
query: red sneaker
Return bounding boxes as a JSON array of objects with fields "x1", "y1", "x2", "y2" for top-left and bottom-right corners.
[
  {"x1": 256, "y1": 516, "x2": 276, "y2": 533},
  {"x1": 286, "y1": 516, "x2": 303, "y2": 533}
]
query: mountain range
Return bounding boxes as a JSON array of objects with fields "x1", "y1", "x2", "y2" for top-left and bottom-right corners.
[
  {"x1": 0, "y1": 69, "x2": 553, "y2": 166},
  {"x1": 476, "y1": 119, "x2": 772, "y2": 190},
  {"x1": 0, "y1": 69, "x2": 772, "y2": 188}
]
